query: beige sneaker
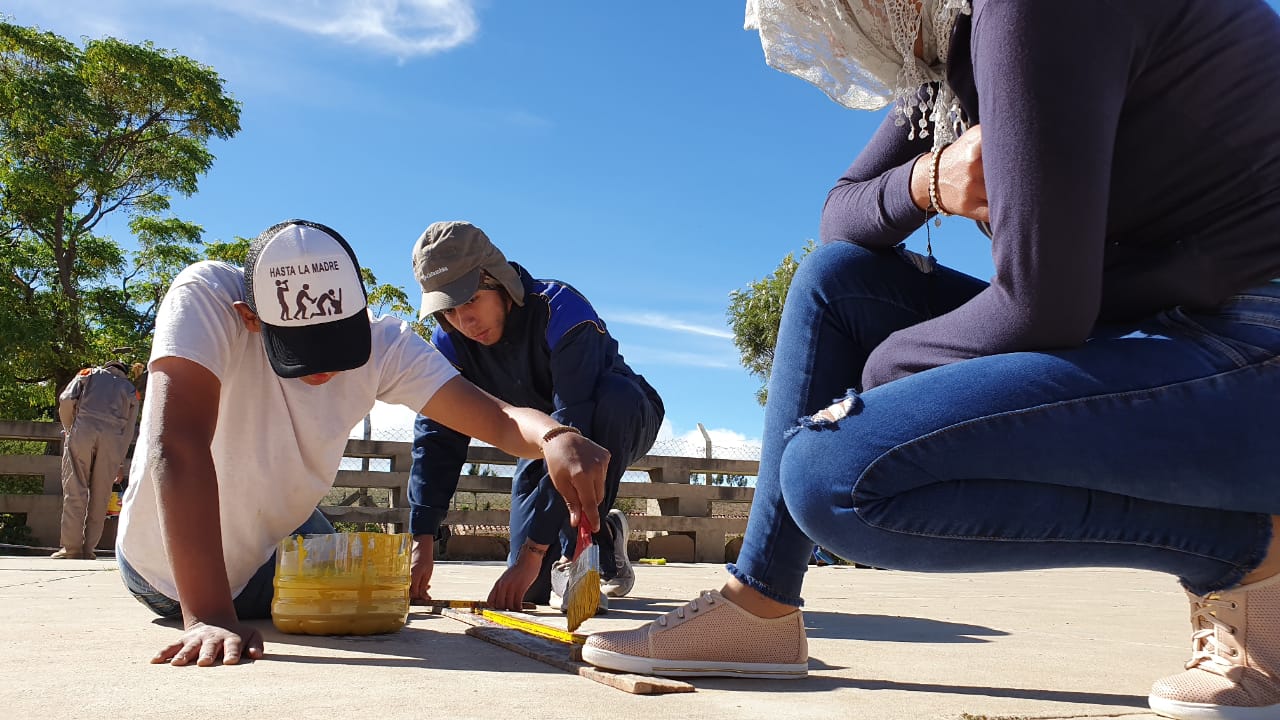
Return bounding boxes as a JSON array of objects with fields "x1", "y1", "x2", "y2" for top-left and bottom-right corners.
[
  {"x1": 1149, "y1": 573, "x2": 1280, "y2": 719},
  {"x1": 582, "y1": 589, "x2": 807, "y2": 678},
  {"x1": 49, "y1": 548, "x2": 80, "y2": 559}
]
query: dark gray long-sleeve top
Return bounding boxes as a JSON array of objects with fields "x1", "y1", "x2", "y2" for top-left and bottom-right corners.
[{"x1": 820, "y1": 0, "x2": 1280, "y2": 389}]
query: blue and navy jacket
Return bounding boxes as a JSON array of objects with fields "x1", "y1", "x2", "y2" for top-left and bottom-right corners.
[{"x1": 408, "y1": 263, "x2": 662, "y2": 540}]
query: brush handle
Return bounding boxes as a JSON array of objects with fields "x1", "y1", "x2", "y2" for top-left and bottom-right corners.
[{"x1": 572, "y1": 521, "x2": 594, "y2": 562}]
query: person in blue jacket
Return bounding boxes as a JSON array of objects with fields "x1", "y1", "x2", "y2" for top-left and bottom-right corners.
[{"x1": 407, "y1": 221, "x2": 664, "y2": 612}]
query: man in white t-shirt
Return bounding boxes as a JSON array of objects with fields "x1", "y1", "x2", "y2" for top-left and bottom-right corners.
[{"x1": 116, "y1": 219, "x2": 610, "y2": 668}]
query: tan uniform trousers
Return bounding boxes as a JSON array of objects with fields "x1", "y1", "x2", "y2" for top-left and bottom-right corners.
[{"x1": 60, "y1": 418, "x2": 133, "y2": 553}]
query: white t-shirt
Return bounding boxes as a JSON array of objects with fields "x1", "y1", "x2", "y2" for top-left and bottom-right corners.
[{"x1": 117, "y1": 261, "x2": 458, "y2": 599}]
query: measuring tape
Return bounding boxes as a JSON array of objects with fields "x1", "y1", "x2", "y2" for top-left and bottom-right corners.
[{"x1": 479, "y1": 609, "x2": 588, "y2": 645}]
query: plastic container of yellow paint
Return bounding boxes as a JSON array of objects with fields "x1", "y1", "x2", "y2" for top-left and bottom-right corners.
[{"x1": 271, "y1": 532, "x2": 411, "y2": 636}]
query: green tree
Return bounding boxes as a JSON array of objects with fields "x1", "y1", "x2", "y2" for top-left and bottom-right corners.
[
  {"x1": 726, "y1": 240, "x2": 815, "y2": 405},
  {"x1": 708, "y1": 473, "x2": 749, "y2": 487},
  {"x1": 0, "y1": 22, "x2": 240, "y2": 419},
  {"x1": 364, "y1": 267, "x2": 434, "y2": 339}
]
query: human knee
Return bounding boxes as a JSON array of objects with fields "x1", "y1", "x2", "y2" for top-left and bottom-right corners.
[
  {"x1": 588, "y1": 374, "x2": 653, "y2": 442},
  {"x1": 777, "y1": 421, "x2": 880, "y2": 546},
  {"x1": 789, "y1": 241, "x2": 896, "y2": 305}
]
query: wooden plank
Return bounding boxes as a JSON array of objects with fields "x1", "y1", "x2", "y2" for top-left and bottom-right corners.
[
  {"x1": 442, "y1": 609, "x2": 693, "y2": 695},
  {"x1": 0, "y1": 455, "x2": 60, "y2": 476},
  {"x1": 454, "y1": 444, "x2": 759, "y2": 480},
  {"x1": 447, "y1": 475, "x2": 755, "y2": 503},
  {"x1": 318, "y1": 505, "x2": 409, "y2": 523},
  {"x1": 0, "y1": 494, "x2": 61, "y2": 512},
  {"x1": 432, "y1": 509, "x2": 510, "y2": 526},
  {"x1": 0, "y1": 420, "x2": 62, "y2": 442},
  {"x1": 332, "y1": 470, "x2": 407, "y2": 490}
]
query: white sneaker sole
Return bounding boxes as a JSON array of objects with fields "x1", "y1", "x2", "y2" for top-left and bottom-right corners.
[
  {"x1": 1149, "y1": 695, "x2": 1280, "y2": 720},
  {"x1": 581, "y1": 645, "x2": 807, "y2": 679}
]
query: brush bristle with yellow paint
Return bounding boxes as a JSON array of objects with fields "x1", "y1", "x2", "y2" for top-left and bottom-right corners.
[{"x1": 563, "y1": 522, "x2": 600, "y2": 632}]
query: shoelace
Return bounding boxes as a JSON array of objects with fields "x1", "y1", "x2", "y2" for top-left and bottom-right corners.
[
  {"x1": 1186, "y1": 593, "x2": 1243, "y2": 673},
  {"x1": 656, "y1": 590, "x2": 718, "y2": 628}
]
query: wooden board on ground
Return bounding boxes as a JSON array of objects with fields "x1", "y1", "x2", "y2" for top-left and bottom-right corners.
[{"x1": 442, "y1": 608, "x2": 694, "y2": 695}]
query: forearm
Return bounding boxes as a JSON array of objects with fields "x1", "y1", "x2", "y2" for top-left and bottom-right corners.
[
  {"x1": 58, "y1": 402, "x2": 75, "y2": 431},
  {"x1": 408, "y1": 417, "x2": 467, "y2": 537},
  {"x1": 152, "y1": 443, "x2": 235, "y2": 626},
  {"x1": 820, "y1": 103, "x2": 932, "y2": 247},
  {"x1": 491, "y1": 405, "x2": 561, "y2": 459}
]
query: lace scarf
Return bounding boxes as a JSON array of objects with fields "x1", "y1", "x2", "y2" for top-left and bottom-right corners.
[{"x1": 745, "y1": 0, "x2": 972, "y2": 153}]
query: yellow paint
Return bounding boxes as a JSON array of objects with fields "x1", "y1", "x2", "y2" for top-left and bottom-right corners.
[
  {"x1": 563, "y1": 567, "x2": 600, "y2": 633},
  {"x1": 271, "y1": 531, "x2": 412, "y2": 636},
  {"x1": 478, "y1": 609, "x2": 588, "y2": 645}
]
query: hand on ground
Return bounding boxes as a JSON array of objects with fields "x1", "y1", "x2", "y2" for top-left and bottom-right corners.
[
  {"x1": 410, "y1": 535, "x2": 435, "y2": 602},
  {"x1": 153, "y1": 620, "x2": 263, "y2": 667}
]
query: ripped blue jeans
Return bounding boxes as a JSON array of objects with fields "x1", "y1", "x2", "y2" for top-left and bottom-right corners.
[{"x1": 727, "y1": 241, "x2": 1280, "y2": 605}]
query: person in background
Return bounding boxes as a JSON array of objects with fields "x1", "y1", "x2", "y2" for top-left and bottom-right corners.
[
  {"x1": 55, "y1": 361, "x2": 139, "y2": 559},
  {"x1": 116, "y1": 219, "x2": 610, "y2": 667},
  {"x1": 407, "y1": 221, "x2": 663, "y2": 613},
  {"x1": 585, "y1": 2, "x2": 1280, "y2": 719}
]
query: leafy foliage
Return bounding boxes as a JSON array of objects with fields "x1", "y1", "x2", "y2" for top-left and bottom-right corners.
[
  {"x1": 725, "y1": 240, "x2": 815, "y2": 405},
  {"x1": 363, "y1": 266, "x2": 435, "y2": 338},
  {"x1": 707, "y1": 473, "x2": 749, "y2": 487},
  {"x1": 0, "y1": 22, "x2": 241, "y2": 419}
]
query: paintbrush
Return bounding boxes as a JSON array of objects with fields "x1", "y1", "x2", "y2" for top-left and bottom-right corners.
[{"x1": 562, "y1": 521, "x2": 601, "y2": 632}]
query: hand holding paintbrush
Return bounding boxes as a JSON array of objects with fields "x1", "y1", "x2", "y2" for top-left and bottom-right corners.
[
  {"x1": 539, "y1": 425, "x2": 610, "y2": 533},
  {"x1": 484, "y1": 424, "x2": 610, "y2": 611}
]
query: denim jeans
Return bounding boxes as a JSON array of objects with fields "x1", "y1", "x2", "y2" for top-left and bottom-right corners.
[
  {"x1": 118, "y1": 508, "x2": 335, "y2": 620},
  {"x1": 511, "y1": 373, "x2": 664, "y2": 602},
  {"x1": 729, "y1": 242, "x2": 1280, "y2": 605}
]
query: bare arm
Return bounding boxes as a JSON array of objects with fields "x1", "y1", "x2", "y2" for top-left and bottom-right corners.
[
  {"x1": 147, "y1": 356, "x2": 262, "y2": 666},
  {"x1": 420, "y1": 375, "x2": 609, "y2": 533}
]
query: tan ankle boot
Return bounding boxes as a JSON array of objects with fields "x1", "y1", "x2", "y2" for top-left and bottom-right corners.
[{"x1": 1149, "y1": 572, "x2": 1280, "y2": 719}]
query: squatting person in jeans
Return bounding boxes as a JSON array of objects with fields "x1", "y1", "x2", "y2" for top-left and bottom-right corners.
[{"x1": 407, "y1": 220, "x2": 664, "y2": 613}]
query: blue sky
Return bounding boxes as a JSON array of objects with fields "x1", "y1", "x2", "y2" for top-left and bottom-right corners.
[{"x1": 14, "y1": 1, "x2": 1272, "y2": 453}]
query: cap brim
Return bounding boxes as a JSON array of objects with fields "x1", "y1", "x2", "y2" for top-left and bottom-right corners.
[
  {"x1": 260, "y1": 310, "x2": 371, "y2": 378},
  {"x1": 418, "y1": 269, "x2": 482, "y2": 320}
]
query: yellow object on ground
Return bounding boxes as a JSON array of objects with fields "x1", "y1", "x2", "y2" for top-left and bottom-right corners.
[
  {"x1": 272, "y1": 532, "x2": 411, "y2": 635},
  {"x1": 478, "y1": 609, "x2": 588, "y2": 645},
  {"x1": 637, "y1": 557, "x2": 666, "y2": 565}
]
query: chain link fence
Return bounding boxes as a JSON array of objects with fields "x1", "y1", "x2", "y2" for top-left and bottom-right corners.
[
  {"x1": 359, "y1": 423, "x2": 760, "y2": 461},
  {"x1": 334, "y1": 417, "x2": 763, "y2": 523}
]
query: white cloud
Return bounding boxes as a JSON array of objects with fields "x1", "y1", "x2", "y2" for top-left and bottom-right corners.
[
  {"x1": 4, "y1": 1, "x2": 479, "y2": 60},
  {"x1": 608, "y1": 310, "x2": 734, "y2": 339},
  {"x1": 622, "y1": 346, "x2": 738, "y2": 369},
  {"x1": 221, "y1": 0, "x2": 479, "y2": 58}
]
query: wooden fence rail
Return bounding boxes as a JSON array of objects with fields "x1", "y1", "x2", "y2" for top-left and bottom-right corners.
[{"x1": 0, "y1": 421, "x2": 758, "y2": 562}]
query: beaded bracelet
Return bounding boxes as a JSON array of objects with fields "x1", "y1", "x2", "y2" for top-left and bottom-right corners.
[
  {"x1": 540, "y1": 424, "x2": 582, "y2": 446},
  {"x1": 928, "y1": 149, "x2": 954, "y2": 222}
]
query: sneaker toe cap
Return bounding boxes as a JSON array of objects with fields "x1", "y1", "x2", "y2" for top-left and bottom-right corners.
[
  {"x1": 586, "y1": 627, "x2": 652, "y2": 657},
  {"x1": 1151, "y1": 668, "x2": 1279, "y2": 708}
]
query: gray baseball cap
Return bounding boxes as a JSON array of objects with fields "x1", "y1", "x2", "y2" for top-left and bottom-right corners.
[{"x1": 411, "y1": 221, "x2": 525, "y2": 320}]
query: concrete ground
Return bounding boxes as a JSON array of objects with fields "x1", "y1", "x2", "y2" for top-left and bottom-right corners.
[{"x1": 0, "y1": 555, "x2": 1187, "y2": 720}]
